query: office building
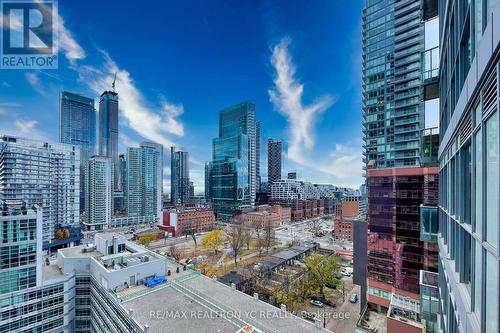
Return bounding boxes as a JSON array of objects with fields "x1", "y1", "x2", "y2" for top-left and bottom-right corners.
[
  {"x1": 0, "y1": 200, "x2": 74, "y2": 332},
  {"x1": 267, "y1": 139, "x2": 282, "y2": 184},
  {"x1": 59, "y1": 91, "x2": 96, "y2": 218},
  {"x1": 208, "y1": 101, "x2": 257, "y2": 221},
  {"x1": 161, "y1": 206, "x2": 215, "y2": 236},
  {"x1": 170, "y1": 147, "x2": 190, "y2": 204},
  {"x1": 270, "y1": 179, "x2": 320, "y2": 202},
  {"x1": 0, "y1": 135, "x2": 81, "y2": 250},
  {"x1": 126, "y1": 142, "x2": 163, "y2": 224},
  {"x1": 85, "y1": 156, "x2": 112, "y2": 230},
  {"x1": 98, "y1": 90, "x2": 120, "y2": 191},
  {"x1": 437, "y1": 1, "x2": 500, "y2": 332}
]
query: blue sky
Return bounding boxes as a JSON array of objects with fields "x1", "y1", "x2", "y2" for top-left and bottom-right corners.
[{"x1": 0, "y1": 0, "x2": 364, "y2": 192}]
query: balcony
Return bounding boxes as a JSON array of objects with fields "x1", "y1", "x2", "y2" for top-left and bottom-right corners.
[
  {"x1": 420, "y1": 205, "x2": 438, "y2": 243},
  {"x1": 422, "y1": 46, "x2": 439, "y2": 100},
  {"x1": 419, "y1": 270, "x2": 439, "y2": 333},
  {"x1": 421, "y1": 127, "x2": 439, "y2": 165}
]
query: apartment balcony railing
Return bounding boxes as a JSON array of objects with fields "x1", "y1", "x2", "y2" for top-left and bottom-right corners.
[{"x1": 422, "y1": 46, "x2": 439, "y2": 83}]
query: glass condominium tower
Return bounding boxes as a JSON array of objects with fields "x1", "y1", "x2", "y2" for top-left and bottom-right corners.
[
  {"x1": 98, "y1": 91, "x2": 120, "y2": 191},
  {"x1": 437, "y1": 1, "x2": 500, "y2": 332},
  {"x1": 59, "y1": 91, "x2": 96, "y2": 218},
  {"x1": 170, "y1": 147, "x2": 190, "y2": 205},
  {"x1": 208, "y1": 101, "x2": 257, "y2": 221}
]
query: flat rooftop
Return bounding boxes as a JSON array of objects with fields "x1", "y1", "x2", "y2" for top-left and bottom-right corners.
[
  {"x1": 357, "y1": 308, "x2": 387, "y2": 333},
  {"x1": 42, "y1": 262, "x2": 64, "y2": 280},
  {"x1": 121, "y1": 272, "x2": 326, "y2": 333}
]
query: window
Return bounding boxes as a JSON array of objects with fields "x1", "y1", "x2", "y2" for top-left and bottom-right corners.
[
  {"x1": 474, "y1": 128, "x2": 482, "y2": 235},
  {"x1": 485, "y1": 251, "x2": 499, "y2": 333},
  {"x1": 473, "y1": 240, "x2": 482, "y2": 317},
  {"x1": 461, "y1": 143, "x2": 472, "y2": 224},
  {"x1": 485, "y1": 112, "x2": 498, "y2": 248}
]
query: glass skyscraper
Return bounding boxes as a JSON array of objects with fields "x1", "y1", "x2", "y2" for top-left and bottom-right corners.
[
  {"x1": 170, "y1": 146, "x2": 190, "y2": 204},
  {"x1": 86, "y1": 156, "x2": 112, "y2": 230},
  {"x1": 59, "y1": 91, "x2": 96, "y2": 219},
  {"x1": 98, "y1": 91, "x2": 120, "y2": 191},
  {"x1": 0, "y1": 135, "x2": 80, "y2": 248},
  {"x1": 437, "y1": 1, "x2": 500, "y2": 332},
  {"x1": 208, "y1": 101, "x2": 257, "y2": 221},
  {"x1": 126, "y1": 142, "x2": 163, "y2": 224}
]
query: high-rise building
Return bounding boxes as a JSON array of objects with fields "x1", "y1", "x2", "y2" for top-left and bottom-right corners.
[
  {"x1": 170, "y1": 147, "x2": 190, "y2": 204},
  {"x1": 126, "y1": 142, "x2": 163, "y2": 224},
  {"x1": 0, "y1": 135, "x2": 80, "y2": 250},
  {"x1": 437, "y1": 1, "x2": 500, "y2": 333},
  {"x1": 0, "y1": 200, "x2": 74, "y2": 332},
  {"x1": 85, "y1": 156, "x2": 112, "y2": 230},
  {"x1": 361, "y1": 1, "x2": 441, "y2": 331},
  {"x1": 98, "y1": 90, "x2": 119, "y2": 191},
  {"x1": 204, "y1": 162, "x2": 212, "y2": 201},
  {"x1": 208, "y1": 101, "x2": 257, "y2": 221},
  {"x1": 256, "y1": 121, "x2": 261, "y2": 191},
  {"x1": 268, "y1": 139, "x2": 282, "y2": 184},
  {"x1": 59, "y1": 91, "x2": 96, "y2": 218}
]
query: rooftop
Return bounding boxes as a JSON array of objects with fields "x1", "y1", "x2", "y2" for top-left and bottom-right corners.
[
  {"x1": 121, "y1": 272, "x2": 327, "y2": 333},
  {"x1": 356, "y1": 307, "x2": 387, "y2": 333}
]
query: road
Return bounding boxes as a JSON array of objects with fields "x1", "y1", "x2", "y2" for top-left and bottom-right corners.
[{"x1": 326, "y1": 284, "x2": 360, "y2": 333}]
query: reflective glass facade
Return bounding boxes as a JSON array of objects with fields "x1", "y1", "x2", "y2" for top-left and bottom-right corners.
[
  {"x1": 437, "y1": 1, "x2": 500, "y2": 332},
  {"x1": 170, "y1": 147, "x2": 190, "y2": 204},
  {"x1": 98, "y1": 91, "x2": 120, "y2": 191},
  {"x1": 208, "y1": 102, "x2": 257, "y2": 221}
]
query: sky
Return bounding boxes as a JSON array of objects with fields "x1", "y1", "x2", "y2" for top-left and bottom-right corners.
[{"x1": 0, "y1": 0, "x2": 365, "y2": 193}]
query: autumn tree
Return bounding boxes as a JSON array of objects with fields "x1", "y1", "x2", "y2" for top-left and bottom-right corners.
[
  {"x1": 225, "y1": 224, "x2": 245, "y2": 267},
  {"x1": 201, "y1": 229, "x2": 224, "y2": 254},
  {"x1": 137, "y1": 233, "x2": 157, "y2": 246},
  {"x1": 169, "y1": 244, "x2": 181, "y2": 260},
  {"x1": 306, "y1": 253, "x2": 340, "y2": 296}
]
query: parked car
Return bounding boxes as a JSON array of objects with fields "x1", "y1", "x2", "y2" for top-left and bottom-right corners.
[
  {"x1": 349, "y1": 293, "x2": 358, "y2": 303},
  {"x1": 310, "y1": 300, "x2": 324, "y2": 307},
  {"x1": 144, "y1": 276, "x2": 167, "y2": 288},
  {"x1": 311, "y1": 296, "x2": 335, "y2": 308}
]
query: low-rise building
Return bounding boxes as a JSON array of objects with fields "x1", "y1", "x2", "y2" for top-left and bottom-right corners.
[
  {"x1": 333, "y1": 218, "x2": 354, "y2": 242},
  {"x1": 160, "y1": 205, "x2": 214, "y2": 236}
]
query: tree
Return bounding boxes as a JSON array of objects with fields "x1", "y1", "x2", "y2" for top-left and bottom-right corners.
[
  {"x1": 180, "y1": 219, "x2": 199, "y2": 248},
  {"x1": 263, "y1": 222, "x2": 275, "y2": 255},
  {"x1": 201, "y1": 229, "x2": 224, "y2": 254},
  {"x1": 137, "y1": 233, "x2": 157, "y2": 246},
  {"x1": 254, "y1": 222, "x2": 265, "y2": 256},
  {"x1": 243, "y1": 227, "x2": 252, "y2": 250},
  {"x1": 306, "y1": 253, "x2": 340, "y2": 296},
  {"x1": 225, "y1": 224, "x2": 245, "y2": 267},
  {"x1": 169, "y1": 244, "x2": 181, "y2": 260}
]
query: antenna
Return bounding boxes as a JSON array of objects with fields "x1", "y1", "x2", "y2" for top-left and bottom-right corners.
[{"x1": 112, "y1": 72, "x2": 117, "y2": 92}]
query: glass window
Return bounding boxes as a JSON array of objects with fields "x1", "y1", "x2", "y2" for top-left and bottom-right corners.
[
  {"x1": 474, "y1": 128, "x2": 482, "y2": 235},
  {"x1": 485, "y1": 112, "x2": 498, "y2": 248},
  {"x1": 485, "y1": 251, "x2": 499, "y2": 333},
  {"x1": 474, "y1": 0, "x2": 483, "y2": 52},
  {"x1": 461, "y1": 143, "x2": 472, "y2": 224},
  {"x1": 473, "y1": 240, "x2": 482, "y2": 317}
]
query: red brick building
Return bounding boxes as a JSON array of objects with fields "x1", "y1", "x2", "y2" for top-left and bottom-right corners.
[
  {"x1": 160, "y1": 206, "x2": 214, "y2": 237},
  {"x1": 333, "y1": 218, "x2": 354, "y2": 242}
]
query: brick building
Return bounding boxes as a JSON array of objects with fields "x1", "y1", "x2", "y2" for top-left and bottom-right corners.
[
  {"x1": 333, "y1": 219, "x2": 354, "y2": 242},
  {"x1": 160, "y1": 206, "x2": 215, "y2": 236}
]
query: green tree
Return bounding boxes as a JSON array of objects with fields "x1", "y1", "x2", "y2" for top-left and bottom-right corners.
[
  {"x1": 306, "y1": 253, "x2": 340, "y2": 296},
  {"x1": 201, "y1": 229, "x2": 224, "y2": 254}
]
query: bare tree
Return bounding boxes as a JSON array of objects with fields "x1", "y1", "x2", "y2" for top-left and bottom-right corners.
[
  {"x1": 226, "y1": 224, "x2": 245, "y2": 266},
  {"x1": 264, "y1": 222, "x2": 275, "y2": 255},
  {"x1": 180, "y1": 219, "x2": 199, "y2": 248},
  {"x1": 243, "y1": 226, "x2": 252, "y2": 250},
  {"x1": 254, "y1": 222, "x2": 265, "y2": 256},
  {"x1": 169, "y1": 244, "x2": 181, "y2": 260}
]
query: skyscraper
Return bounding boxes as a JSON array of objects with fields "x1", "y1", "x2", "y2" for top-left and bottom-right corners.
[
  {"x1": 98, "y1": 90, "x2": 119, "y2": 191},
  {"x1": 362, "y1": 0, "x2": 440, "y2": 328},
  {"x1": 0, "y1": 135, "x2": 80, "y2": 249},
  {"x1": 208, "y1": 101, "x2": 257, "y2": 221},
  {"x1": 256, "y1": 121, "x2": 261, "y2": 191},
  {"x1": 86, "y1": 156, "x2": 112, "y2": 230},
  {"x1": 437, "y1": 1, "x2": 500, "y2": 333},
  {"x1": 59, "y1": 91, "x2": 96, "y2": 218},
  {"x1": 126, "y1": 142, "x2": 163, "y2": 224},
  {"x1": 268, "y1": 139, "x2": 282, "y2": 184},
  {"x1": 170, "y1": 147, "x2": 190, "y2": 204}
]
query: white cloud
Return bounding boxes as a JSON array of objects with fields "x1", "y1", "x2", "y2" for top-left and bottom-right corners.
[
  {"x1": 1, "y1": 82, "x2": 11, "y2": 88},
  {"x1": 76, "y1": 50, "x2": 184, "y2": 150},
  {"x1": 15, "y1": 119, "x2": 38, "y2": 134},
  {"x1": 268, "y1": 37, "x2": 362, "y2": 187},
  {"x1": 25, "y1": 72, "x2": 47, "y2": 96}
]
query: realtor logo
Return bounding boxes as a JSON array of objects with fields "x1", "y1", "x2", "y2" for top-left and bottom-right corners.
[{"x1": 1, "y1": 0, "x2": 58, "y2": 69}]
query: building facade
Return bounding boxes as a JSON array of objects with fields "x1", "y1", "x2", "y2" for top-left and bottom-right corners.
[
  {"x1": 161, "y1": 206, "x2": 215, "y2": 236},
  {"x1": 85, "y1": 156, "x2": 112, "y2": 230},
  {"x1": 0, "y1": 135, "x2": 80, "y2": 249},
  {"x1": 208, "y1": 101, "x2": 257, "y2": 221},
  {"x1": 59, "y1": 91, "x2": 96, "y2": 218},
  {"x1": 437, "y1": 1, "x2": 500, "y2": 332},
  {"x1": 98, "y1": 91, "x2": 120, "y2": 191},
  {"x1": 267, "y1": 139, "x2": 282, "y2": 184},
  {"x1": 170, "y1": 147, "x2": 190, "y2": 205},
  {"x1": 270, "y1": 179, "x2": 320, "y2": 202},
  {"x1": 126, "y1": 142, "x2": 163, "y2": 224}
]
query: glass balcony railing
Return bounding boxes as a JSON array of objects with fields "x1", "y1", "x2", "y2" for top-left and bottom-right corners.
[
  {"x1": 420, "y1": 205, "x2": 438, "y2": 243},
  {"x1": 421, "y1": 127, "x2": 439, "y2": 165},
  {"x1": 422, "y1": 46, "x2": 439, "y2": 83}
]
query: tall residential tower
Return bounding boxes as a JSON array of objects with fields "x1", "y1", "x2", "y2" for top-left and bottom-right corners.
[
  {"x1": 98, "y1": 90, "x2": 120, "y2": 190},
  {"x1": 170, "y1": 147, "x2": 190, "y2": 205},
  {"x1": 267, "y1": 139, "x2": 282, "y2": 184}
]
